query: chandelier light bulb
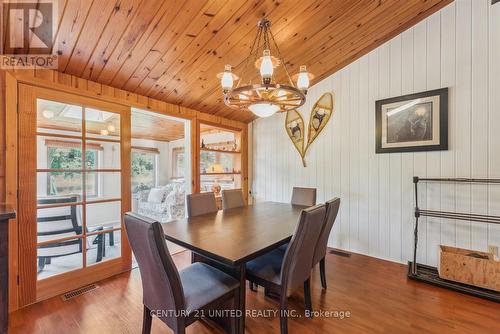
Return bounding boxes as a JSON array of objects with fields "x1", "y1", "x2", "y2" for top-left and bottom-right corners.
[
  {"x1": 297, "y1": 65, "x2": 310, "y2": 91},
  {"x1": 221, "y1": 64, "x2": 234, "y2": 91},
  {"x1": 260, "y1": 49, "x2": 274, "y2": 84}
]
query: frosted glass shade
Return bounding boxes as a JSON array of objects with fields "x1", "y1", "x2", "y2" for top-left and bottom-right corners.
[{"x1": 248, "y1": 102, "x2": 279, "y2": 117}]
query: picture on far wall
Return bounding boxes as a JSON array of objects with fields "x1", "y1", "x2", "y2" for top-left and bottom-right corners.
[{"x1": 375, "y1": 88, "x2": 448, "y2": 153}]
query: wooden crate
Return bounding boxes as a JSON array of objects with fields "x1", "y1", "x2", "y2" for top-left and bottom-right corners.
[{"x1": 438, "y1": 245, "x2": 500, "y2": 292}]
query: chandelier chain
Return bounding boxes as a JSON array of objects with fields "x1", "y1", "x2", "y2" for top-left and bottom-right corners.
[
  {"x1": 238, "y1": 24, "x2": 263, "y2": 87},
  {"x1": 269, "y1": 29, "x2": 294, "y2": 87}
]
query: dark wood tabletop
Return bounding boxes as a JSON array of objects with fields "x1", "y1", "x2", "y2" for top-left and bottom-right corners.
[
  {"x1": 0, "y1": 204, "x2": 15, "y2": 221},
  {"x1": 161, "y1": 202, "x2": 305, "y2": 266}
]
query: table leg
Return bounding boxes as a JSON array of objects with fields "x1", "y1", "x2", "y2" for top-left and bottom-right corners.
[
  {"x1": 236, "y1": 264, "x2": 246, "y2": 334},
  {"x1": 0, "y1": 219, "x2": 9, "y2": 334}
]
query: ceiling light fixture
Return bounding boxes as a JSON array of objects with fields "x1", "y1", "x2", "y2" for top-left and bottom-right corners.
[
  {"x1": 42, "y1": 110, "x2": 55, "y2": 119},
  {"x1": 218, "y1": 18, "x2": 313, "y2": 118}
]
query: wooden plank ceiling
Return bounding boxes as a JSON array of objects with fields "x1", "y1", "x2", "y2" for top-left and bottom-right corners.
[{"x1": 50, "y1": 0, "x2": 452, "y2": 123}]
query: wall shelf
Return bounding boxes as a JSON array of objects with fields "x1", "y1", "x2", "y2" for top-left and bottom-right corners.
[
  {"x1": 200, "y1": 148, "x2": 240, "y2": 154},
  {"x1": 200, "y1": 172, "x2": 241, "y2": 176}
]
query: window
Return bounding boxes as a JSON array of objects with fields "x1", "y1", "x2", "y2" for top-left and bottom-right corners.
[
  {"x1": 172, "y1": 148, "x2": 185, "y2": 178},
  {"x1": 131, "y1": 150, "x2": 157, "y2": 194},
  {"x1": 47, "y1": 146, "x2": 99, "y2": 197},
  {"x1": 200, "y1": 151, "x2": 235, "y2": 173}
]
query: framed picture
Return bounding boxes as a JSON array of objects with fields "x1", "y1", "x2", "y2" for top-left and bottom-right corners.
[{"x1": 375, "y1": 88, "x2": 448, "y2": 153}]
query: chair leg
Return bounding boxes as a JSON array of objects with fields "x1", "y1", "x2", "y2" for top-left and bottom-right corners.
[
  {"x1": 320, "y1": 257, "x2": 327, "y2": 289},
  {"x1": 249, "y1": 281, "x2": 258, "y2": 292},
  {"x1": 108, "y1": 230, "x2": 114, "y2": 246},
  {"x1": 279, "y1": 294, "x2": 288, "y2": 334},
  {"x1": 37, "y1": 257, "x2": 46, "y2": 272},
  {"x1": 142, "y1": 306, "x2": 152, "y2": 334},
  {"x1": 96, "y1": 234, "x2": 104, "y2": 262},
  {"x1": 304, "y1": 278, "x2": 313, "y2": 318}
]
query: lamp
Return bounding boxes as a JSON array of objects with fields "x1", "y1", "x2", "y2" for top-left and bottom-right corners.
[
  {"x1": 220, "y1": 65, "x2": 234, "y2": 92},
  {"x1": 218, "y1": 18, "x2": 313, "y2": 118},
  {"x1": 260, "y1": 49, "x2": 274, "y2": 84},
  {"x1": 296, "y1": 65, "x2": 310, "y2": 91}
]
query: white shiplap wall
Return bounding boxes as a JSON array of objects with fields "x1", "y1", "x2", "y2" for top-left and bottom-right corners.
[{"x1": 251, "y1": 0, "x2": 500, "y2": 266}]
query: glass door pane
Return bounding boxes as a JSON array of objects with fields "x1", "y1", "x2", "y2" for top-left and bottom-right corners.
[{"x1": 35, "y1": 100, "x2": 124, "y2": 280}]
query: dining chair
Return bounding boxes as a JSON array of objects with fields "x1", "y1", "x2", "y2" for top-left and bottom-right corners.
[
  {"x1": 245, "y1": 204, "x2": 326, "y2": 334},
  {"x1": 186, "y1": 192, "x2": 218, "y2": 217},
  {"x1": 275, "y1": 187, "x2": 318, "y2": 254},
  {"x1": 312, "y1": 198, "x2": 340, "y2": 289},
  {"x1": 221, "y1": 189, "x2": 245, "y2": 210},
  {"x1": 290, "y1": 187, "x2": 317, "y2": 206},
  {"x1": 124, "y1": 213, "x2": 240, "y2": 334}
]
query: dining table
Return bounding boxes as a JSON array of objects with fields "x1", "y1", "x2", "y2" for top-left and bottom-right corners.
[{"x1": 161, "y1": 201, "x2": 306, "y2": 334}]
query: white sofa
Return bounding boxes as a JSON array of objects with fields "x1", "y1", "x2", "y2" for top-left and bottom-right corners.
[{"x1": 136, "y1": 181, "x2": 186, "y2": 223}]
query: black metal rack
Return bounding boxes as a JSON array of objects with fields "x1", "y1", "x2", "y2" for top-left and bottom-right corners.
[{"x1": 409, "y1": 177, "x2": 500, "y2": 302}]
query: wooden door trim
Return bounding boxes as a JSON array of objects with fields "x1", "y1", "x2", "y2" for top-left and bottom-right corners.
[
  {"x1": 36, "y1": 258, "x2": 127, "y2": 303},
  {"x1": 5, "y1": 72, "x2": 19, "y2": 312},
  {"x1": 17, "y1": 84, "x2": 37, "y2": 307},
  {"x1": 11, "y1": 71, "x2": 195, "y2": 121}
]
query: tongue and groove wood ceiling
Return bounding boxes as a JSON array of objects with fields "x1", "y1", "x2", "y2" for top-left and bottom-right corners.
[{"x1": 49, "y1": 0, "x2": 452, "y2": 123}]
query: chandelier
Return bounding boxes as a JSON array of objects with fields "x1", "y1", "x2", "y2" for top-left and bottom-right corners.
[{"x1": 218, "y1": 18, "x2": 313, "y2": 118}]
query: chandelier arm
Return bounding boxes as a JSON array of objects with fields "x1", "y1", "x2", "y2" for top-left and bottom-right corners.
[
  {"x1": 269, "y1": 29, "x2": 295, "y2": 87},
  {"x1": 277, "y1": 101, "x2": 304, "y2": 107}
]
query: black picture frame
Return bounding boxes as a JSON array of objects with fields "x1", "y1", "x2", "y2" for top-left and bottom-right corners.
[{"x1": 375, "y1": 88, "x2": 448, "y2": 154}]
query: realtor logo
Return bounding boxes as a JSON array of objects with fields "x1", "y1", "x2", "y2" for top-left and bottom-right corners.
[{"x1": 1, "y1": 0, "x2": 58, "y2": 68}]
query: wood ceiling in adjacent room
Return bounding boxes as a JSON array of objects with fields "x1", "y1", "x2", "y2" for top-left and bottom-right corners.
[{"x1": 50, "y1": 0, "x2": 452, "y2": 123}]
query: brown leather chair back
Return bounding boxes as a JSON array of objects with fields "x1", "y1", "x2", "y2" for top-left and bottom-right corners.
[
  {"x1": 281, "y1": 204, "x2": 326, "y2": 293},
  {"x1": 291, "y1": 187, "x2": 317, "y2": 206},
  {"x1": 124, "y1": 213, "x2": 184, "y2": 328},
  {"x1": 313, "y1": 198, "x2": 340, "y2": 265},
  {"x1": 186, "y1": 192, "x2": 217, "y2": 217},
  {"x1": 221, "y1": 189, "x2": 245, "y2": 210}
]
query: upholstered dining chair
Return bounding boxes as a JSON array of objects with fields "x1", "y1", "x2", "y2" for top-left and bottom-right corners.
[
  {"x1": 124, "y1": 213, "x2": 240, "y2": 334},
  {"x1": 245, "y1": 204, "x2": 326, "y2": 334},
  {"x1": 186, "y1": 192, "x2": 218, "y2": 217},
  {"x1": 290, "y1": 187, "x2": 317, "y2": 206},
  {"x1": 313, "y1": 198, "x2": 340, "y2": 289},
  {"x1": 221, "y1": 189, "x2": 245, "y2": 210},
  {"x1": 275, "y1": 187, "x2": 318, "y2": 254}
]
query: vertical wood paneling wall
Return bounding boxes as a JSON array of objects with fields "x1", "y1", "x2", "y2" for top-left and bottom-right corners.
[{"x1": 252, "y1": 0, "x2": 500, "y2": 266}]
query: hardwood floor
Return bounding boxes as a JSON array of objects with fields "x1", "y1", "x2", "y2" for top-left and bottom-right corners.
[{"x1": 9, "y1": 250, "x2": 500, "y2": 334}]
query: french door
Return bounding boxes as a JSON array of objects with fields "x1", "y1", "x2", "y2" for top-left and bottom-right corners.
[{"x1": 17, "y1": 84, "x2": 131, "y2": 306}]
